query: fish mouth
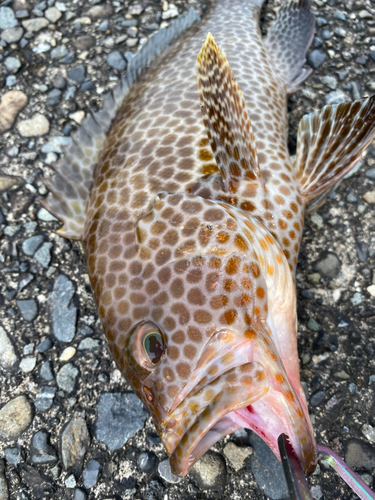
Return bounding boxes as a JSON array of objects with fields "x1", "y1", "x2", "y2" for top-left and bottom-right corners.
[{"x1": 159, "y1": 330, "x2": 316, "y2": 477}]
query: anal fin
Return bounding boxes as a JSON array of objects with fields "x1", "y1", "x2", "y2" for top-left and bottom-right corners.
[
  {"x1": 296, "y1": 96, "x2": 375, "y2": 211},
  {"x1": 197, "y1": 33, "x2": 263, "y2": 199},
  {"x1": 265, "y1": 0, "x2": 315, "y2": 93}
]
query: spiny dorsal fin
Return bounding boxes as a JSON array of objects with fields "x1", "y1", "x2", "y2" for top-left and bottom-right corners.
[
  {"x1": 43, "y1": 8, "x2": 201, "y2": 240},
  {"x1": 265, "y1": 0, "x2": 315, "y2": 94},
  {"x1": 197, "y1": 33, "x2": 262, "y2": 196},
  {"x1": 296, "y1": 96, "x2": 375, "y2": 212}
]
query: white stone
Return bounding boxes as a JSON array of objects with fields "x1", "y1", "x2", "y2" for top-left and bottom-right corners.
[
  {"x1": 367, "y1": 285, "x2": 375, "y2": 297},
  {"x1": 18, "y1": 113, "x2": 50, "y2": 137},
  {"x1": 19, "y1": 356, "x2": 37, "y2": 373},
  {"x1": 22, "y1": 18, "x2": 49, "y2": 32},
  {"x1": 0, "y1": 396, "x2": 32, "y2": 439},
  {"x1": 0, "y1": 326, "x2": 18, "y2": 369},
  {"x1": 362, "y1": 424, "x2": 375, "y2": 443},
  {"x1": 45, "y1": 6, "x2": 62, "y2": 23},
  {"x1": 223, "y1": 442, "x2": 252, "y2": 471},
  {"x1": 68, "y1": 110, "x2": 85, "y2": 124},
  {"x1": 1, "y1": 27, "x2": 24, "y2": 43},
  {"x1": 0, "y1": 90, "x2": 28, "y2": 133},
  {"x1": 37, "y1": 207, "x2": 58, "y2": 222},
  {"x1": 59, "y1": 347, "x2": 76, "y2": 362},
  {"x1": 364, "y1": 191, "x2": 375, "y2": 204}
]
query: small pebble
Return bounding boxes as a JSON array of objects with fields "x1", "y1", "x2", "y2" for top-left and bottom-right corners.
[
  {"x1": 107, "y1": 51, "x2": 126, "y2": 71},
  {"x1": 310, "y1": 391, "x2": 326, "y2": 407},
  {"x1": 19, "y1": 356, "x2": 36, "y2": 373},
  {"x1": 82, "y1": 459, "x2": 101, "y2": 488},
  {"x1": 16, "y1": 299, "x2": 38, "y2": 322},
  {"x1": 56, "y1": 363, "x2": 79, "y2": 393},
  {"x1": 158, "y1": 460, "x2": 182, "y2": 483},
  {"x1": 59, "y1": 347, "x2": 76, "y2": 361},
  {"x1": 34, "y1": 386, "x2": 57, "y2": 412},
  {"x1": 0, "y1": 396, "x2": 32, "y2": 439},
  {"x1": 18, "y1": 114, "x2": 50, "y2": 137}
]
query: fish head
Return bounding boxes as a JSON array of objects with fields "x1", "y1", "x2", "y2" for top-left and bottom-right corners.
[{"x1": 113, "y1": 193, "x2": 316, "y2": 477}]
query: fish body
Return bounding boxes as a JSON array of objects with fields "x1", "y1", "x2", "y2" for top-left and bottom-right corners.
[{"x1": 44, "y1": 0, "x2": 375, "y2": 478}]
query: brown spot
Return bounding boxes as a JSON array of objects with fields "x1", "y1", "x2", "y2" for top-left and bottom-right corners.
[
  {"x1": 251, "y1": 262, "x2": 260, "y2": 278},
  {"x1": 290, "y1": 202, "x2": 298, "y2": 213},
  {"x1": 221, "y1": 352, "x2": 235, "y2": 365},
  {"x1": 188, "y1": 326, "x2": 202, "y2": 342},
  {"x1": 282, "y1": 237, "x2": 290, "y2": 247},
  {"x1": 274, "y1": 195, "x2": 285, "y2": 206},
  {"x1": 153, "y1": 291, "x2": 168, "y2": 306},
  {"x1": 226, "y1": 373, "x2": 237, "y2": 384},
  {"x1": 194, "y1": 310, "x2": 212, "y2": 323},
  {"x1": 158, "y1": 267, "x2": 171, "y2": 284},
  {"x1": 170, "y1": 278, "x2": 184, "y2": 298},
  {"x1": 145, "y1": 280, "x2": 160, "y2": 295},
  {"x1": 163, "y1": 230, "x2": 178, "y2": 246},
  {"x1": 275, "y1": 373, "x2": 285, "y2": 384},
  {"x1": 172, "y1": 330, "x2": 185, "y2": 343},
  {"x1": 220, "y1": 309, "x2": 237, "y2": 325},
  {"x1": 210, "y1": 295, "x2": 228, "y2": 309},
  {"x1": 187, "y1": 268, "x2": 203, "y2": 283},
  {"x1": 177, "y1": 362, "x2": 191, "y2": 379},
  {"x1": 209, "y1": 257, "x2": 221, "y2": 268},
  {"x1": 241, "y1": 200, "x2": 256, "y2": 211},
  {"x1": 205, "y1": 208, "x2": 224, "y2": 221},
  {"x1": 216, "y1": 231, "x2": 229, "y2": 243},
  {"x1": 168, "y1": 345, "x2": 179, "y2": 360},
  {"x1": 235, "y1": 234, "x2": 248, "y2": 251},
  {"x1": 182, "y1": 217, "x2": 200, "y2": 236},
  {"x1": 164, "y1": 316, "x2": 176, "y2": 331},
  {"x1": 206, "y1": 272, "x2": 219, "y2": 291},
  {"x1": 226, "y1": 256, "x2": 241, "y2": 274},
  {"x1": 187, "y1": 287, "x2": 206, "y2": 305},
  {"x1": 208, "y1": 365, "x2": 219, "y2": 376},
  {"x1": 224, "y1": 279, "x2": 237, "y2": 293},
  {"x1": 244, "y1": 330, "x2": 257, "y2": 340},
  {"x1": 167, "y1": 385, "x2": 179, "y2": 399},
  {"x1": 114, "y1": 287, "x2": 126, "y2": 300},
  {"x1": 282, "y1": 210, "x2": 293, "y2": 220},
  {"x1": 118, "y1": 301, "x2": 129, "y2": 314},
  {"x1": 184, "y1": 345, "x2": 197, "y2": 359},
  {"x1": 285, "y1": 390, "x2": 295, "y2": 402},
  {"x1": 156, "y1": 248, "x2": 172, "y2": 266},
  {"x1": 171, "y1": 303, "x2": 190, "y2": 324}
]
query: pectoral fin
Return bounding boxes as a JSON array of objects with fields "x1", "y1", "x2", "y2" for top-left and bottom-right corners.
[
  {"x1": 197, "y1": 33, "x2": 262, "y2": 195},
  {"x1": 296, "y1": 96, "x2": 375, "y2": 212}
]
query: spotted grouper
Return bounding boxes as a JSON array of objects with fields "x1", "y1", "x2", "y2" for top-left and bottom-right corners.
[{"x1": 43, "y1": 0, "x2": 375, "y2": 478}]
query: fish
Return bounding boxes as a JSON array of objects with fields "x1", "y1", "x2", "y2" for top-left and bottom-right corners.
[{"x1": 42, "y1": 0, "x2": 375, "y2": 479}]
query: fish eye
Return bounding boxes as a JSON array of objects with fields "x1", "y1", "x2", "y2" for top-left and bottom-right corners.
[{"x1": 143, "y1": 329, "x2": 164, "y2": 365}]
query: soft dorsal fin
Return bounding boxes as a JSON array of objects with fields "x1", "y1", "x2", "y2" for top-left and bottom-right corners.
[
  {"x1": 197, "y1": 33, "x2": 262, "y2": 195},
  {"x1": 264, "y1": 0, "x2": 315, "y2": 94},
  {"x1": 42, "y1": 9, "x2": 201, "y2": 240},
  {"x1": 296, "y1": 96, "x2": 375, "y2": 212}
]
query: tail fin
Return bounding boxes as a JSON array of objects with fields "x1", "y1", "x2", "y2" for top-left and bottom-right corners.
[
  {"x1": 264, "y1": 0, "x2": 315, "y2": 94},
  {"x1": 42, "y1": 9, "x2": 200, "y2": 240},
  {"x1": 295, "y1": 96, "x2": 375, "y2": 212}
]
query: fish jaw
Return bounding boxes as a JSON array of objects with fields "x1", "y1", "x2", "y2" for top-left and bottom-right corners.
[{"x1": 158, "y1": 327, "x2": 316, "y2": 477}]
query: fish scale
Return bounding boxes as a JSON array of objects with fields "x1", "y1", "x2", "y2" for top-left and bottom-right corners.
[{"x1": 43, "y1": 0, "x2": 375, "y2": 480}]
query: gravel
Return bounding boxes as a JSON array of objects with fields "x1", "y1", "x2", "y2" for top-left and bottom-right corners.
[
  {"x1": 56, "y1": 363, "x2": 79, "y2": 393},
  {"x1": 34, "y1": 386, "x2": 57, "y2": 412},
  {"x1": 16, "y1": 299, "x2": 38, "y2": 321},
  {"x1": 1, "y1": 0, "x2": 375, "y2": 498},
  {"x1": 94, "y1": 392, "x2": 149, "y2": 451},
  {"x1": 50, "y1": 275, "x2": 77, "y2": 342}
]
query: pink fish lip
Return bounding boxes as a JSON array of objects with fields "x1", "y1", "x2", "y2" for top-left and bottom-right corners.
[{"x1": 157, "y1": 330, "x2": 317, "y2": 477}]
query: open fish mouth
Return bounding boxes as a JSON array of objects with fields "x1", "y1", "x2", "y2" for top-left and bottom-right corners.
[{"x1": 159, "y1": 331, "x2": 316, "y2": 477}]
